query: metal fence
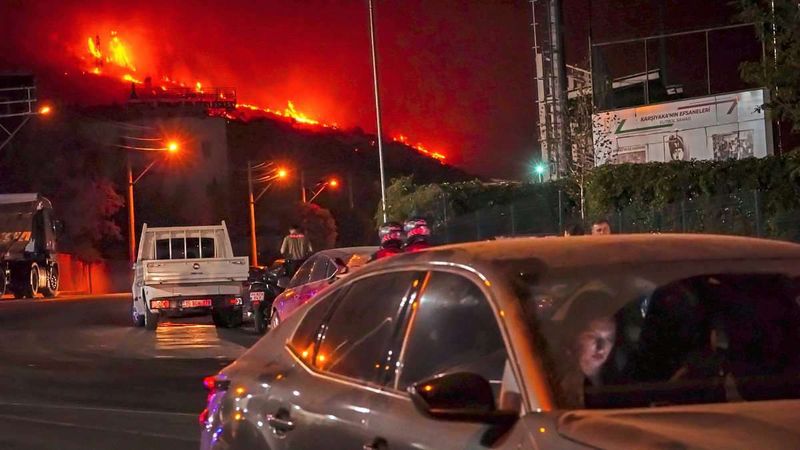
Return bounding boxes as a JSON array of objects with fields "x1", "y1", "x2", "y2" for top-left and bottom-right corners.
[{"x1": 434, "y1": 189, "x2": 800, "y2": 244}]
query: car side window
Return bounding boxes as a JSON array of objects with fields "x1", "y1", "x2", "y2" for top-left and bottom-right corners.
[
  {"x1": 315, "y1": 271, "x2": 419, "y2": 383},
  {"x1": 309, "y1": 256, "x2": 331, "y2": 282},
  {"x1": 289, "y1": 257, "x2": 315, "y2": 288},
  {"x1": 396, "y1": 272, "x2": 508, "y2": 401},
  {"x1": 290, "y1": 288, "x2": 343, "y2": 359}
]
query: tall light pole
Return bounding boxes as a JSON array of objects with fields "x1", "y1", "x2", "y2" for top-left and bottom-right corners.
[
  {"x1": 247, "y1": 162, "x2": 287, "y2": 267},
  {"x1": 368, "y1": 0, "x2": 388, "y2": 223},
  {"x1": 124, "y1": 139, "x2": 180, "y2": 263}
]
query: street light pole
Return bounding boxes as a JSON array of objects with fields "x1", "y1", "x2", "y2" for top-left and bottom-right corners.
[
  {"x1": 247, "y1": 160, "x2": 259, "y2": 267},
  {"x1": 368, "y1": 0, "x2": 388, "y2": 223},
  {"x1": 127, "y1": 154, "x2": 136, "y2": 264}
]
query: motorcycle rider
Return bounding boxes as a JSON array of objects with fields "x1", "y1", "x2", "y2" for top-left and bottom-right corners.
[
  {"x1": 370, "y1": 222, "x2": 405, "y2": 261},
  {"x1": 403, "y1": 218, "x2": 432, "y2": 252}
]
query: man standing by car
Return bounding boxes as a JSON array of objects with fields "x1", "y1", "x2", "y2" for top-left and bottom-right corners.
[
  {"x1": 281, "y1": 225, "x2": 313, "y2": 276},
  {"x1": 591, "y1": 219, "x2": 612, "y2": 236}
]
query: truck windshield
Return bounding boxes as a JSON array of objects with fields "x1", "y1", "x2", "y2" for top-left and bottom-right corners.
[{"x1": 155, "y1": 237, "x2": 215, "y2": 259}]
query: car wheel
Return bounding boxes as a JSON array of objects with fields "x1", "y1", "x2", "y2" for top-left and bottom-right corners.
[
  {"x1": 269, "y1": 309, "x2": 280, "y2": 330},
  {"x1": 40, "y1": 264, "x2": 59, "y2": 298},
  {"x1": 131, "y1": 300, "x2": 145, "y2": 327},
  {"x1": 144, "y1": 308, "x2": 159, "y2": 331}
]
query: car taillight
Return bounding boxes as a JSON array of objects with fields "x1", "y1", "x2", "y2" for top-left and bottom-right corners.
[
  {"x1": 150, "y1": 299, "x2": 170, "y2": 309},
  {"x1": 200, "y1": 375, "x2": 230, "y2": 425},
  {"x1": 228, "y1": 297, "x2": 242, "y2": 306}
]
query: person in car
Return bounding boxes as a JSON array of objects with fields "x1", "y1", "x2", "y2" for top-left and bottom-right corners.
[
  {"x1": 370, "y1": 222, "x2": 405, "y2": 261},
  {"x1": 557, "y1": 292, "x2": 618, "y2": 406},
  {"x1": 591, "y1": 219, "x2": 612, "y2": 235},
  {"x1": 404, "y1": 218, "x2": 432, "y2": 252}
]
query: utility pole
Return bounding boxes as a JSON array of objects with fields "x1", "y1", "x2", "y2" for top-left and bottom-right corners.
[
  {"x1": 548, "y1": 0, "x2": 569, "y2": 176},
  {"x1": 247, "y1": 160, "x2": 258, "y2": 267},
  {"x1": 127, "y1": 154, "x2": 136, "y2": 264},
  {"x1": 368, "y1": 0, "x2": 388, "y2": 222}
]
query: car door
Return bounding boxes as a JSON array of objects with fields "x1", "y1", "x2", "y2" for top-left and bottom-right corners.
[
  {"x1": 265, "y1": 270, "x2": 423, "y2": 450},
  {"x1": 364, "y1": 270, "x2": 532, "y2": 450},
  {"x1": 278, "y1": 256, "x2": 315, "y2": 314}
]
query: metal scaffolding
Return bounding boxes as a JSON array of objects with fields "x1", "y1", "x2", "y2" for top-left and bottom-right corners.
[{"x1": 0, "y1": 74, "x2": 42, "y2": 152}]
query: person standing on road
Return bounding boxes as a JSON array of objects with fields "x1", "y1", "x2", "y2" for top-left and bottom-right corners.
[
  {"x1": 403, "y1": 218, "x2": 432, "y2": 252},
  {"x1": 591, "y1": 219, "x2": 612, "y2": 236},
  {"x1": 281, "y1": 225, "x2": 313, "y2": 276}
]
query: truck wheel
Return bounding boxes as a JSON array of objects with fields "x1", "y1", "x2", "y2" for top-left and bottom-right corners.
[
  {"x1": 17, "y1": 262, "x2": 40, "y2": 299},
  {"x1": 131, "y1": 300, "x2": 145, "y2": 327},
  {"x1": 144, "y1": 309, "x2": 160, "y2": 331},
  {"x1": 41, "y1": 264, "x2": 59, "y2": 298},
  {"x1": 0, "y1": 269, "x2": 6, "y2": 298}
]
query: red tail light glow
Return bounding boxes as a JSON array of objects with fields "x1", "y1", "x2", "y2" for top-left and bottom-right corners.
[{"x1": 228, "y1": 297, "x2": 243, "y2": 306}]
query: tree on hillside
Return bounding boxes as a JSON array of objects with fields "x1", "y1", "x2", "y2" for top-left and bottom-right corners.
[{"x1": 737, "y1": 0, "x2": 800, "y2": 134}]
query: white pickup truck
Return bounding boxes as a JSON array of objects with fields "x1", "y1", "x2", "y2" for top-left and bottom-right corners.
[{"x1": 131, "y1": 222, "x2": 249, "y2": 331}]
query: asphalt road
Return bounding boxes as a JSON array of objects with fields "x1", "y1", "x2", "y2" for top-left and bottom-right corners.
[{"x1": 0, "y1": 293, "x2": 261, "y2": 450}]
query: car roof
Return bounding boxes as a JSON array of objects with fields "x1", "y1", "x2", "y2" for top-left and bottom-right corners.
[{"x1": 367, "y1": 234, "x2": 800, "y2": 273}]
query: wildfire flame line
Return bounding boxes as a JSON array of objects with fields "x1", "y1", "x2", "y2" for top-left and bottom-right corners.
[{"x1": 81, "y1": 31, "x2": 445, "y2": 162}]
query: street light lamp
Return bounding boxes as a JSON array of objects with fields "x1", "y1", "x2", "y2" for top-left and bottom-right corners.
[
  {"x1": 247, "y1": 161, "x2": 289, "y2": 267},
  {"x1": 534, "y1": 162, "x2": 547, "y2": 183},
  {"x1": 123, "y1": 137, "x2": 180, "y2": 263},
  {"x1": 307, "y1": 178, "x2": 340, "y2": 204}
]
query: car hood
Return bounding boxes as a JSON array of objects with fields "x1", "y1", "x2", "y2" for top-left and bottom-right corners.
[{"x1": 557, "y1": 399, "x2": 800, "y2": 450}]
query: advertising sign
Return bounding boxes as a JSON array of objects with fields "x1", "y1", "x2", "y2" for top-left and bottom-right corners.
[{"x1": 592, "y1": 89, "x2": 772, "y2": 165}]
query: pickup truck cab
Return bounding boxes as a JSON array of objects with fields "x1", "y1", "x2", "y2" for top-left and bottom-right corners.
[{"x1": 131, "y1": 222, "x2": 249, "y2": 331}]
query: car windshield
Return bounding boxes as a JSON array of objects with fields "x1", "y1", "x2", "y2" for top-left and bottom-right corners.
[{"x1": 512, "y1": 258, "x2": 800, "y2": 410}]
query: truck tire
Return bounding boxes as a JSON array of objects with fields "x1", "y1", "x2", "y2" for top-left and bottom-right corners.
[
  {"x1": 15, "y1": 262, "x2": 40, "y2": 299},
  {"x1": 144, "y1": 308, "x2": 160, "y2": 331},
  {"x1": 0, "y1": 269, "x2": 6, "y2": 298},
  {"x1": 131, "y1": 300, "x2": 145, "y2": 327},
  {"x1": 212, "y1": 307, "x2": 243, "y2": 329},
  {"x1": 41, "y1": 264, "x2": 59, "y2": 298}
]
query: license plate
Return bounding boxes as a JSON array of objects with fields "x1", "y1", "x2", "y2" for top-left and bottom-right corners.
[
  {"x1": 249, "y1": 291, "x2": 265, "y2": 302},
  {"x1": 182, "y1": 299, "x2": 212, "y2": 308}
]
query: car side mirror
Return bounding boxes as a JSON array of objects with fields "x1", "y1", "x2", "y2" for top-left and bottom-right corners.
[
  {"x1": 409, "y1": 372, "x2": 517, "y2": 425},
  {"x1": 334, "y1": 257, "x2": 349, "y2": 277}
]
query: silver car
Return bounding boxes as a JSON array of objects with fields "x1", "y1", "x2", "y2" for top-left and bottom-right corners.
[{"x1": 200, "y1": 234, "x2": 800, "y2": 449}]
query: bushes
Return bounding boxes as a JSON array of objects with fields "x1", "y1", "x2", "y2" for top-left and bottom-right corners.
[{"x1": 382, "y1": 154, "x2": 800, "y2": 239}]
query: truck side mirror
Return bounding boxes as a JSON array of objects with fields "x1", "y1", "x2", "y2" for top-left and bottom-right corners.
[{"x1": 53, "y1": 220, "x2": 65, "y2": 236}]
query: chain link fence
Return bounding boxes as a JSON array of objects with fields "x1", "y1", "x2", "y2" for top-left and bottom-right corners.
[{"x1": 433, "y1": 189, "x2": 800, "y2": 244}]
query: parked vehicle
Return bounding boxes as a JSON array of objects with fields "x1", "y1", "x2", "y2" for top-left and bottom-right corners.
[
  {"x1": 246, "y1": 261, "x2": 286, "y2": 334},
  {"x1": 0, "y1": 194, "x2": 62, "y2": 298},
  {"x1": 131, "y1": 222, "x2": 248, "y2": 331},
  {"x1": 200, "y1": 235, "x2": 800, "y2": 450},
  {"x1": 268, "y1": 246, "x2": 375, "y2": 330}
]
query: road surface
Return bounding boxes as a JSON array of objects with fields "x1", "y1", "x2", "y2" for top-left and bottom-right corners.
[{"x1": 0, "y1": 293, "x2": 261, "y2": 450}]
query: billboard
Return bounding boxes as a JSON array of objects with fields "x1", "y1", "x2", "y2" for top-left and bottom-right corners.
[{"x1": 592, "y1": 89, "x2": 772, "y2": 165}]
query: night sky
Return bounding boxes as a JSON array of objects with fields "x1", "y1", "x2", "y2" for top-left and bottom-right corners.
[{"x1": 1, "y1": 0, "x2": 752, "y2": 179}]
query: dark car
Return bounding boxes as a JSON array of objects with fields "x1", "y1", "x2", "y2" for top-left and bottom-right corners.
[
  {"x1": 200, "y1": 235, "x2": 800, "y2": 450},
  {"x1": 246, "y1": 261, "x2": 287, "y2": 334},
  {"x1": 268, "y1": 247, "x2": 375, "y2": 330}
]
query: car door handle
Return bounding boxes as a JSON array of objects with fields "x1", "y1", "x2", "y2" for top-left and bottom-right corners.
[{"x1": 265, "y1": 414, "x2": 295, "y2": 432}]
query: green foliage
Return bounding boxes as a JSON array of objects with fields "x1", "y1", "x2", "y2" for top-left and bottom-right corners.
[
  {"x1": 383, "y1": 156, "x2": 800, "y2": 240},
  {"x1": 737, "y1": 0, "x2": 800, "y2": 133}
]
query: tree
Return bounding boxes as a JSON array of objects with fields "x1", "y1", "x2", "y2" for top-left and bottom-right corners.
[
  {"x1": 737, "y1": 0, "x2": 800, "y2": 133},
  {"x1": 563, "y1": 86, "x2": 615, "y2": 220}
]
